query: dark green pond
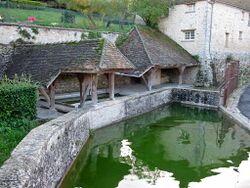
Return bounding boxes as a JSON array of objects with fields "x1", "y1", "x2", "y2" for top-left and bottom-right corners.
[{"x1": 60, "y1": 103, "x2": 250, "y2": 188}]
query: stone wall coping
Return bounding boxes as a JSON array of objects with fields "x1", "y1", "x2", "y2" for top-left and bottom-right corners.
[{"x1": 0, "y1": 22, "x2": 121, "y2": 34}]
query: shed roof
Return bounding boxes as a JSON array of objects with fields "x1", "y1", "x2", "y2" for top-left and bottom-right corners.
[
  {"x1": 5, "y1": 39, "x2": 134, "y2": 88},
  {"x1": 172, "y1": 0, "x2": 250, "y2": 12},
  {"x1": 118, "y1": 26, "x2": 198, "y2": 77}
]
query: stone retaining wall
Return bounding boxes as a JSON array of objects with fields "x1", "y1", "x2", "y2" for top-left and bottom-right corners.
[
  {"x1": 0, "y1": 87, "x2": 221, "y2": 188},
  {"x1": 0, "y1": 23, "x2": 119, "y2": 44},
  {"x1": 172, "y1": 88, "x2": 221, "y2": 108}
]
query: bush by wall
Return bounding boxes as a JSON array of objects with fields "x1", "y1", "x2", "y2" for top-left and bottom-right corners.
[{"x1": 0, "y1": 78, "x2": 38, "y2": 127}]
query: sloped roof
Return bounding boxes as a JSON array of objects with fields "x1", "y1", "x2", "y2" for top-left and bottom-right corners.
[
  {"x1": 118, "y1": 26, "x2": 198, "y2": 77},
  {"x1": 172, "y1": 0, "x2": 250, "y2": 12},
  {"x1": 5, "y1": 39, "x2": 134, "y2": 87}
]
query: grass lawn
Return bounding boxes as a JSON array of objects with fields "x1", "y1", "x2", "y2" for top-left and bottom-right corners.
[
  {"x1": 0, "y1": 7, "x2": 133, "y2": 32},
  {"x1": 0, "y1": 120, "x2": 38, "y2": 166}
]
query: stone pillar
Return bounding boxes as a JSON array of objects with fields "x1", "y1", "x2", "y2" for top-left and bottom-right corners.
[
  {"x1": 178, "y1": 66, "x2": 186, "y2": 85},
  {"x1": 109, "y1": 73, "x2": 115, "y2": 100},
  {"x1": 91, "y1": 74, "x2": 98, "y2": 105}
]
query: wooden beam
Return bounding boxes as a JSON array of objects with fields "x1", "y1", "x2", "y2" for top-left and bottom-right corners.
[
  {"x1": 178, "y1": 66, "x2": 186, "y2": 85},
  {"x1": 109, "y1": 73, "x2": 115, "y2": 100},
  {"x1": 77, "y1": 74, "x2": 84, "y2": 108},
  {"x1": 49, "y1": 82, "x2": 56, "y2": 110},
  {"x1": 39, "y1": 87, "x2": 50, "y2": 107},
  {"x1": 91, "y1": 74, "x2": 98, "y2": 105}
]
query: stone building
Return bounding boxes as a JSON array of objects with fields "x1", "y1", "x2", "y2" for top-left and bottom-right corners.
[
  {"x1": 159, "y1": 0, "x2": 250, "y2": 84},
  {"x1": 117, "y1": 26, "x2": 199, "y2": 90},
  {"x1": 3, "y1": 39, "x2": 134, "y2": 110}
]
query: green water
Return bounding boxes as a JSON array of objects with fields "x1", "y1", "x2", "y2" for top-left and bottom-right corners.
[{"x1": 60, "y1": 103, "x2": 250, "y2": 188}]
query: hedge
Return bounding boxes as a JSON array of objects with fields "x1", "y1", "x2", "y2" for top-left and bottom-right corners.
[{"x1": 0, "y1": 80, "x2": 38, "y2": 127}]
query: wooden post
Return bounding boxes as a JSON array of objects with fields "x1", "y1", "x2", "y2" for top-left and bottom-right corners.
[
  {"x1": 39, "y1": 87, "x2": 51, "y2": 107},
  {"x1": 178, "y1": 66, "x2": 186, "y2": 85},
  {"x1": 49, "y1": 82, "x2": 56, "y2": 111},
  {"x1": 147, "y1": 70, "x2": 153, "y2": 91},
  {"x1": 91, "y1": 74, "x2": 98, "y2": 105},
  {"x1": 77, "y1": 74, "x2": 84, "y2": 108},
  {"x1": 109, "y1": 73, "x2": 115, "y2": 100}
]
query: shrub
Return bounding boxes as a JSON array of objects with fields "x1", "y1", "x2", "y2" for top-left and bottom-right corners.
[
  {"x1": 115, "y1": 33, "x2": 129, "y2": 48},
  {"x1": 61, "y1": 11, "x2": 76, "y2": 24},
  {"x1": 88, "y1": 31, "x2": 102, "y2": 39},
  {"x1": 0, "y1": 77, "x2": 38, "y2": 127}
]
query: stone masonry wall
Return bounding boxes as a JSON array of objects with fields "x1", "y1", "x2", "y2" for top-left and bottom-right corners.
[
  {"x1": 0, "y1": 87, "x2": 221, "y2": 188},
  {"x1": 0, "y1": 44, "x2": 13, "y2": 79},
  {"x1": 0, "y1": 23, "x2": 119, "y2": 44},
  {"x1": 172, "y1": 88, "x2": 221, "y2": 108}
]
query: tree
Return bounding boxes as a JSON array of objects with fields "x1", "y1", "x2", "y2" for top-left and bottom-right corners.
[
  {"x1": 132, "y1": 0, "x2": 169, "y2": 28},
  {"x1": 56, "y1": 0, "x2": 108, "y2": 28}
]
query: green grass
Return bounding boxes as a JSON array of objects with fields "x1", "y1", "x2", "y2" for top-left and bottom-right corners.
[
  {"x1": 0, "y1": 7, "x2": 133, "y2": 32},
  {"x1": 0, "y1": 120, "x2": 38, "y2": 166}
]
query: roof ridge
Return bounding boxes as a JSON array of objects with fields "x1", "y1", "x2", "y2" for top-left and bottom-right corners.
[
  {"x1": 135, "y1": 26, "x2": 155, "y2": 67},
  {"x1": 13, "y1": 39, "x2": 102, "y2": 47}
]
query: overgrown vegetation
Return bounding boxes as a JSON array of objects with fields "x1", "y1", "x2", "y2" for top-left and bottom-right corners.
[
  {"x1": 115, "y1": 33, "x2": 129, "y2": 48},
  {"x1": 0, "y1": 77, "x2": 38, "y2": 166},
  {"x1": 88, "y1": 31, "x2": 102, "y2": 39}
]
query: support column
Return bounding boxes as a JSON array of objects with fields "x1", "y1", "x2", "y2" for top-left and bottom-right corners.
[
  {"x1": 49, "y1": 82, "x2": 56, "y2": 111},
  {"x1": 178, "y1": 66, "x2": 186, "y2": 85},
  {"x1": 77, "y1": 74, "x2": 84, "y2": 108},
  {"x1": 147, "y1": 70, "x2": 153, "y2": 91},
  {"x1": 39, "y1": 87, "x2": 51, "y2": 107},
  {"x1": 109, "y1": 73, "x2": 115, "y2": 100},
  {"x1": 91, "y1": 74, "x2": 98, "y2": 105}
]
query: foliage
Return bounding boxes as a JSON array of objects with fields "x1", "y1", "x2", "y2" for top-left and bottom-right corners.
[
  {"x1": 61, "y1": 10, "x2": 76, "y2": 23},
  {"x1": 10, "y1": 0, "x2": 47, "y2": 6},
  {"x1": 132, "y1": 0, "x2": 169, "y2": 28},
  {"x1": 95, "y1": 39, "x2": 104, "y2": 55},
  {"x1": 115, "y1": 33, "x2": 129, "y2": 48},
  {"x1": 0, "y1": 77, "x2": 38, "y2": 166},
  {"x1": 88, "y1": 31, "x2": 101, "y2": 39},
  {"x1": 0, "y1": 76, "x2": 38, "y2": 126},
  {"x1": 17, "y1": 27, "x2": 32, "y2": 39},
  {"x1": 31, "y1": 27, "x2": 39, "y2": 34},
  {"x1": 226, "y1": 54, "x2": 233, "y2": 62},
  {"x1": 192, "y1": 55, "x2": 200, "y2": 62},
  {"x1": 0, "y1": 6, "x2": 133, "y2": 32},
  {"x1": 0, "y1": 119, "x2": 38, "y2": 166}
]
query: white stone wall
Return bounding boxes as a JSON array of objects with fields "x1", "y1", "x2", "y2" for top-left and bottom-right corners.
[
  {"x1": 0, "y1": 23, "x2": 119, "y2": 44},
  {"x1": 159, "y1": 1, "x2": 207, "y2": 57},
  {"x1": 211, "y1": 3, "x2": 250, "y2": 58},
  {"x1": 159, "y1": 1, "x2": 250, "y2": 62}
]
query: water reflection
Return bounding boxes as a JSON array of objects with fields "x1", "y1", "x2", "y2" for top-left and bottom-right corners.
[{"x1": 61, "y1": 104, "x2": 250, "y2": 188}]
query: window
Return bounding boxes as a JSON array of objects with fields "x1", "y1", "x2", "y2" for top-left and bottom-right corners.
[
  {"x1": 239, "y1": 31, "x2": 243, "y2": 40},
  {"x1": 242, "y1": 11, "x2": 245, "y2": 21},
  {"x1": 186, "y1": 3, "x2": 195, "y2": 13},
  {"x1": 184, "y1": 30, "x2": 195, "y2": 40},
  {"x1": 225, "y1": 33, "x2": 229, "y2": 48}
]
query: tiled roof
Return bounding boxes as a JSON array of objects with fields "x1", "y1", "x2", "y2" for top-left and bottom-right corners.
[
  {"x1": 118, "y1": 26, "x2": 198, "y2": 77},
  {"x1": 5, "y1": 39, "x2": 134, "y2": 87},
  {"x1": 172, "y1": 0, "x2": 250, "y2": 12}
]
